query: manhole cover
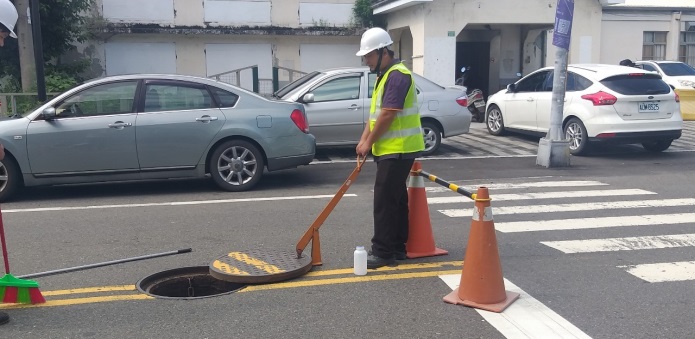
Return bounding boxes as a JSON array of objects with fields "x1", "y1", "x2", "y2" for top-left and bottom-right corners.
[
  {"x1": 210, "y1": 249, "x2": 313, "y2": 284},
  {"x1": 137, "y1": 266, "x2": 245, "y2": 299}
]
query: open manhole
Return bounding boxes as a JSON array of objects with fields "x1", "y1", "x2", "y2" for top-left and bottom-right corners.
[{"x1": 137, "y1": 266, "x2": 245, "y2": 299}]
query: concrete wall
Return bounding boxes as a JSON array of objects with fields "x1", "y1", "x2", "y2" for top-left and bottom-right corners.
[
  {"x1": 99, "y1": 0, "x2": 356, "y2": 27},
  {"x1": 88, "y1": 0, "x2": 362, "y2": 84},
  {"x1": 97, "y1": 34, "x2": 361, "y2": 89}
]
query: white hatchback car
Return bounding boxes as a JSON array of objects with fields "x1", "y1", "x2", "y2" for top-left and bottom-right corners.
[
  {"x1": 485, "y1": 64, "x2": 683, "y2": 155},
  {"x1": 634, "y1": 60, "x2": 695, "y2": 90}
]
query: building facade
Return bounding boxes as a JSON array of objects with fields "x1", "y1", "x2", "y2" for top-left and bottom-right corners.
[
  {"x1": 601, "y1": 1, "x2": 695, "y2": 66},
  {"x1": 86, "y1": 0, "x2": 365, "y2": 92},
  {"x1": 81, "y1": 0, "x2": 695, "y2": 97},
  {"x1": 373, "y1": 0, "x2": 695, "y2": 97}
]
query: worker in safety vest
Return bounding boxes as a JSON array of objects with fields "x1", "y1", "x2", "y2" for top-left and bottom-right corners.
[
  {"x1": 0, "y1": 0, "x2": 18, "y2": 325},
  {"x1": 355, "y1": 27, "x2": 425, "y2": 269}
]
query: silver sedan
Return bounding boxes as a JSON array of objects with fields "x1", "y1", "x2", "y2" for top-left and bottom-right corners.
[
  {"x1": 0, "y1": 74, "x2": 315, "y2": 201},
  {"x1": 274, "y1": 67, "x2": 471, "y2": 155}
]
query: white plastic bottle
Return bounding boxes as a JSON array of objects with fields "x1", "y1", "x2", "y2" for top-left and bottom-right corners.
[{"x1": 353, "y1": 246, "x2": 367, "y2": 275}]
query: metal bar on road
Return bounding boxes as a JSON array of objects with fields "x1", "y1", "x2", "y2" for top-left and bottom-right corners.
[{"x1": 18, "y1": 248, "x2": 192, "y2": 279}]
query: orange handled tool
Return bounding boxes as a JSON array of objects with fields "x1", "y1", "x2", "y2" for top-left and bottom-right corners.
[{"x1": 296, "y1": 155, "x2": 366, "y2": 265}]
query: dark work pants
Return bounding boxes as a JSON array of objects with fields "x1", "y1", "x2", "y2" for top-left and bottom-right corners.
[{"x1": 371, "y1": 158, "x2": 415, "y2": 259}]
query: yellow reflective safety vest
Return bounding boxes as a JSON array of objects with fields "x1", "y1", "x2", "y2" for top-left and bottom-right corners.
[{"x1": 369, "y1": 63, "x2": 425, "y2": 156}]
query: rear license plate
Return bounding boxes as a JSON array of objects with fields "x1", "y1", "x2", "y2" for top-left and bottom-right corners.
[{"x1": 638, "y1": 102, "x2": 659, "y2": 112}]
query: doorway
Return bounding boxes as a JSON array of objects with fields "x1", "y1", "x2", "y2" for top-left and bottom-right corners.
[{"x1": 456, "y1": 42, "x2": 491, "y2": 98}]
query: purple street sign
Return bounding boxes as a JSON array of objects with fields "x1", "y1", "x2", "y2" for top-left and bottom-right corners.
[{"x1": 552, "y1": 0, "x2": 574, "y2": 50}]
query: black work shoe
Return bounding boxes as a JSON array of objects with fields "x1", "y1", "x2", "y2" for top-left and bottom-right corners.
[
  {"x1": 395, "y1": 252, "x2": 408, "y2": 260},
  {"x1": 367, "y1": 254, "x2": 396, "y2": 269},
  {"x1": 0, "y1": 311, "x2": 9, "y2": 325}
]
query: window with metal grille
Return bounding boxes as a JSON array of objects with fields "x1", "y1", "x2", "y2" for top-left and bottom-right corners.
[
  {"x1": 643, "y1": 32, "x2": 667, "y2": 61},
  {"x1": 679, "y1": 32, "x2": 695, "y2": 67}
]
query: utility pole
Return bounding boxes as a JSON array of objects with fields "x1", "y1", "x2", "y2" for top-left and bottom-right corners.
[
  {"x1": 536, "y1": 0, "x2": 573, "y2": 168},
  {"x1": 30, "y1": 0, "x2": 46, "y2": 101},
  {"x1": 15, "y1": 0, "x2": 36, "y2": 92}
]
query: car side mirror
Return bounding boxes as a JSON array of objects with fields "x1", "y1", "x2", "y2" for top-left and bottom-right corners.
[
  {"x1": 507, "y1": 83, "x2": 517, "y2": 92},
  {"x1": 301, "y1": 93, "x2": 315, "y2": 103},
  {"x1": 42, "y1": 107, "x2": 57, "y2": 119}
]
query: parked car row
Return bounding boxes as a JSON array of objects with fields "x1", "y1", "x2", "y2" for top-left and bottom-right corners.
[
  {"x1": 0, "y1": 69, "x2": 471, "y2": 201},
  {"x1": 485, "y1": 64, "x2": 683, "y2": 155},
  {"x1": 274, "y1": 66, "x2": 472, "y2": 156},
  {"x1": 2, "y1": 62, "x2": 682, "y2": 200}
]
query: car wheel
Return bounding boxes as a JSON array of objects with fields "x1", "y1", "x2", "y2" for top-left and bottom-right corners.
[
  {"x1": 210, "y1": 140, "x2": 265, "y2": 192},
  {"x1": 0, "y1": 157, "x2": 22, "y2": 202},
  {"x1": 642, "y1": 139, "x2": 672, "y2": 152},
  {"x1": 421, "y1": 121, "x2": 442, "y2": 156},
  {"x1": 486, "y1": 105, "x2": 506, "y2": 136},
  {"x1": 564, "y1": 118, "x2": 589, "y2": 155}
]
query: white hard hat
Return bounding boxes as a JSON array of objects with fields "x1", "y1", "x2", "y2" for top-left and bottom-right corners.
[
  {"x1": 1, "y1": 0, "x2": 18, "y2": 38},
  {"x1": 356, "y1": 27, "x2": 393, "y2": 56}
]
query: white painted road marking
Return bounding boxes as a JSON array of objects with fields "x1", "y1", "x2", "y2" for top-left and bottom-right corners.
[
  {"x1": 426, "y1": 180, "x2": 609, "y2": 193},
  {"x1": 427, "y1": 189, "x2": 656, "y2": 204},
  {"x1": 439, "y1": 198, "x2": 695, "y2": 217},
  {"x1": 620, "y1": 261, "x2": 695, "y2": 283},
  {"x1": 494, "y1": 213, "x2": 695, "y2": 233},
  {"x1": 439, "y1": 274, "x2": 592, "y2": 339},
  {"x1": 2, "y1": 194, "x2": 358, "y2": 213},
  {"x1": 541, "y1": 234, "x2": 695, "y2": 253}
]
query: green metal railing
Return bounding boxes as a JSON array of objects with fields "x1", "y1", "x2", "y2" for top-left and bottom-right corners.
[
  {"x1": 272, "y1": 66, "x2": 308, "y2": 93},
  {"x1": 209, "y1": 65, "x2": 260, "y2": 93}
]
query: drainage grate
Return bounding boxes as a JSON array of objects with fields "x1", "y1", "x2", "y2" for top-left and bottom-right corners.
[{"x1": 137, "y1": 266, "x2": 245, "y2": 299}]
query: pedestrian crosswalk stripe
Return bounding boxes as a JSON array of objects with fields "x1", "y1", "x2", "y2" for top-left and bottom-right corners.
[
  {"x1": 619, "y1": 261, "x2": 695, "y2": 283},
  {"x1": 439, "y1": 275, "x2": 592, "y2": 339},
  {"x1": 541, "y1": 233, "x2": 695, "y2": 253},
  {"x1": 495, "y1": 213, "x2": 695, "y2": 233},
  {"x1": 427, "y1": 189, "x2": 655, "y2": 204},
  {"x1": 425, "y1": 180, "x2": 608, "y2": 193},
  {"x1": 439, "y1": 198, "x2": 695, "y2": 217},
  {"x1": 460, "y1": 133, "x2": 531, "y2": 155}
]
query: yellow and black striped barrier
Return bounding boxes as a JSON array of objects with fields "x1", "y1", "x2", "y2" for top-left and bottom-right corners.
[{"x1": 414, "y1": 169, "x2": 477, "y2": 200}]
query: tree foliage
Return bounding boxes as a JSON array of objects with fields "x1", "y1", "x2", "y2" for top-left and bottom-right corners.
[
  {"x1": 0, "y1": 0, "x2": 95, "y2": 92},
  {"x1": 352, "y1": 0, "x2": 385, "y2": 28}
]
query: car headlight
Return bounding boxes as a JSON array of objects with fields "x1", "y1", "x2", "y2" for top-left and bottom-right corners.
[{"x1": 677, "y1": 79, "x2": 695, "y2": 87}]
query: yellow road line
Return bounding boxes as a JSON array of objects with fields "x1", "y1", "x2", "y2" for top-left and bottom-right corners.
[
  {"x1": 240, "y1": 270, "x2": 462, "y2": 292},
  {"x1": 0, "y1": 263, "x2": 464, "y2": 309},
  {"x1": 305, "y1": 261, "x2": 462, "y2": 277},
  {"x1": 42, "y1": 285, "x2": 137, "y2": 296},
  {"x1": 0, "y1": 294, "x2": 153, "y2": 309}
]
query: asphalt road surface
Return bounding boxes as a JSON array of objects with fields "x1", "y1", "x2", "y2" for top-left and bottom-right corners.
[{"x1": 1, "y1": 128, "x2": 694, "y2": 339}]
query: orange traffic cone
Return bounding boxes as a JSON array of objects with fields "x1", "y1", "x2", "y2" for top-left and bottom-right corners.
[
  {"x1": 443, "y1": 187, "x2": 519, "y2": 312},
  {"x1": 405, "y1": 161, "x2": 448, "y2": 259}
]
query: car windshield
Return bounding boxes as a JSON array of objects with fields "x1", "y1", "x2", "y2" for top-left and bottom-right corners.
[
  {"x1": 600, "y1": 73, "x2": 671, "y2": 95},
  {"x1": 275, "y1": 71, "x2": 322, "y2": 98},
  {"x1": 659, "y1": 62, "x2": 695, "y2": 76}
]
